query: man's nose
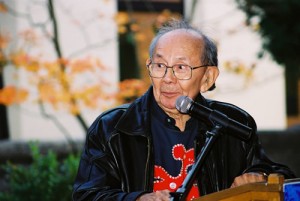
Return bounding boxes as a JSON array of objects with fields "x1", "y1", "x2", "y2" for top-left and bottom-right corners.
[{"x1": 163, "y1": 67, "x2": 176, "y2": 80}]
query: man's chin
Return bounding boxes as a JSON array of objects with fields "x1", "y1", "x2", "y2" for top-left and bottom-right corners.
[{"x1": 160, "y1": 101, "x2": 177, "y2": 111}]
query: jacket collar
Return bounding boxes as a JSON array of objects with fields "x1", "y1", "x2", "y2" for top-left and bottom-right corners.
[
  {"x1": 115, "y1": 86, "x2": 210, "y2": 136},
  {"x1": 114, "y1": 86, "x2": 153, "y2": 136}
]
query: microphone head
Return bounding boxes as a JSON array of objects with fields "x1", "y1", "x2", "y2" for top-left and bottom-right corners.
[{"x1": 175, "y1": 96, "x2": 193, "y2": 114}]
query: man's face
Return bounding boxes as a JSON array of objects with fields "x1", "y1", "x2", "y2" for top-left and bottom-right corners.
[{"x1": 149, "y1": 30, "x2": 210, "y2": 115}]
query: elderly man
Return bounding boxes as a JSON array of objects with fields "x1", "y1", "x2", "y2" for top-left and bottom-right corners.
[{"x1": 72, "y1": 19, "x2": 295, "y2": 201}]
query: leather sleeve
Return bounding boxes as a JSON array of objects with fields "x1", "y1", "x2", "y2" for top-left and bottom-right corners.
[
  {"x1": 72, "y1": 108, "x2": 146, "y2": 201},
  {"x1": 210, "y1": 100, "x2": 296, "y2": 179},
  {"x1": 198, "y1": 99, "x2": 296, "y2": 195},
  {"x1": 242, "y1": 132, "x2": 296, "y2": 178}
]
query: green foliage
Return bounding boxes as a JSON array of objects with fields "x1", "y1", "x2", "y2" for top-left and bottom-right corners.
[
  {"x1": 235, "y1": 0, "x2": 300, "y2": 68},
  {"x1": 235, "y1": 0, "x2": 300, "y2": 115},
  {"x1": 0, "y1": 142, "x2": 80, "y2": 201}
]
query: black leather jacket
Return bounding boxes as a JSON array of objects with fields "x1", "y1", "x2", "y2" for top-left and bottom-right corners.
[{"x1": 73, "y1": 87, "x2": 295, "y2": 201}]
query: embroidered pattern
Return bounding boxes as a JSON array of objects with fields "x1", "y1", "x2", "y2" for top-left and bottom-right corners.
[{"x1": 154, "y1": 144, "x2": 200, "y2": 200}]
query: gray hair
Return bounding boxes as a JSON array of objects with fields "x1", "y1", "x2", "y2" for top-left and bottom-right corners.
[
  {"x1": 148, "y1": 19, "x2": 218, "y2": 90},
  {"x1": 149, "y1": 19, "x2": 218, "y2": 67}
]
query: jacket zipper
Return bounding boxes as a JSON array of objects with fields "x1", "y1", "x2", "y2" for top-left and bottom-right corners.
[{"x1": 143, "y1": 135, "x2": 152, "y2": 191}]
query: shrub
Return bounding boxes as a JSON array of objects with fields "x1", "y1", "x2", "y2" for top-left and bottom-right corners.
[{"x1": 0, "y1": 142, "x2": 80, "y2": 201}]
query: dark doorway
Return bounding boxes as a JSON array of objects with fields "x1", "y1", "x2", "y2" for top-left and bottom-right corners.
[
  {"x1": 117, "y1": 0, "x2": 184, "y2": 81},
  {"x1": 0, "y1": 74, "x2": 9, "y2": 140}
]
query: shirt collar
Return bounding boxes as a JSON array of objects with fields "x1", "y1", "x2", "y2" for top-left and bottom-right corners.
[{"x1": 150, "y1": 95, "x2": 198, "y2": 131}]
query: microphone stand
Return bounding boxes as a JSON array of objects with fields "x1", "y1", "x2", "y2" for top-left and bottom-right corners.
[{"x1": 170, "y1": 124, "x2": 222, "y2": 201}]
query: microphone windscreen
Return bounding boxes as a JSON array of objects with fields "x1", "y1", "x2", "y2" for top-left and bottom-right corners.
[{"x1": 176, "y1": 96, "x2": 192, "y2": 113}]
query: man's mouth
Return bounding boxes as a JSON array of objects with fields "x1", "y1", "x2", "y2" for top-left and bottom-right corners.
[{"x1": 161, "y1": 91, "x2": 178, "y2": 98}]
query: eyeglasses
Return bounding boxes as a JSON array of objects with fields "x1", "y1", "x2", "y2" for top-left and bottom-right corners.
[{"x1": 146, "y1": 62, "x2": 209, "y2": 80}]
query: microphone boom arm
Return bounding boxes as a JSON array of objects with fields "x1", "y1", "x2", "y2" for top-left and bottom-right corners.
[
  {"x1": 190, "y1": 103, "x2": 252, "y2": 141},
  {"x1": 170, "y1": 124, "x2": 223, "y2": 201}
]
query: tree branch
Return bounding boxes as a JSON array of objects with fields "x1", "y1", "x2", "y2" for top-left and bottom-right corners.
[{"x1": 47, "y1": 0, "x2": 88, "y2": 131}]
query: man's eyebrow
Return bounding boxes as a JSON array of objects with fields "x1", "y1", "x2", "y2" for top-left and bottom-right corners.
[{"x1": 154, "y1": 53, "x2": 163, "y2": 58}]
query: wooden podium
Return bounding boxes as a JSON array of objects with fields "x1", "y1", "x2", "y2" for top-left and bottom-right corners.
[{"x1": 195, "y1": 174, "x2": 284, "y2": 201}]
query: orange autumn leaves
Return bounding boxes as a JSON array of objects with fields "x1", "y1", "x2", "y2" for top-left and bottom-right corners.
[
  {"x1": 0, "y1": 29, "x2": 149, "y2": 116},
  {"x1": 0, "y1": 40, "x2": 148, "y2": 113},
  {"x1": 0, "y1": 86, "x2": 28, "y2": 105},
  {"x1": 116, "y1": 79, "x2": 148, "y2": 104},
  {"x1": 0, "y1": 38, "x2": 111, "y2": 113},
  {"x1": 0, "y1": 6, "x2": 161, "y2": 113},
  {"x1": 0, "y1": 2, "x2": 8, "y2": 13}
]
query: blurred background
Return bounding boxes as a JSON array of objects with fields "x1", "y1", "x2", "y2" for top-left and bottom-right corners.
[{"x1": 0, "y1": 0, "x2": 299, "y2": 200}]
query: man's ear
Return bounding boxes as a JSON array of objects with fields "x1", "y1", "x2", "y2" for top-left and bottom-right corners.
[
  {"x1": 200, "y1": 66, "x2": 219, "y2": 93},
  {"x1": 146, "y1": 58, "x2": 151, "y2": 66}
]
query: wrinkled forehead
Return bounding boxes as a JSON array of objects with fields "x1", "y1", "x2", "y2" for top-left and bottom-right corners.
[
  {"x1": 158, "y1": 29, "x2": 204, "y2": 45},
  {"x1": 153, "y1": 29, "x2": 205, "y2": 60}
]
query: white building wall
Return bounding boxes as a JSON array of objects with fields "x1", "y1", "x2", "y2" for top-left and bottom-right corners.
[
  {"x1": 1, "y1": 0, "x2": 118, "y2": 141},
  {"x1": 185, "y1": 0, "x2": 286, "y2": 130}
]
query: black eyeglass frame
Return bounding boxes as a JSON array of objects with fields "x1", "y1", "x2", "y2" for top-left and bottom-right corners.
[{"x1": 146, "y1": 62, "x2": 209, "y2": 80}]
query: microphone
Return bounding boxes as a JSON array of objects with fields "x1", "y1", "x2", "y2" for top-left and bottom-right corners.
[{"x1": 176, "y1": 96, "x2": 252, "y2": 140}]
